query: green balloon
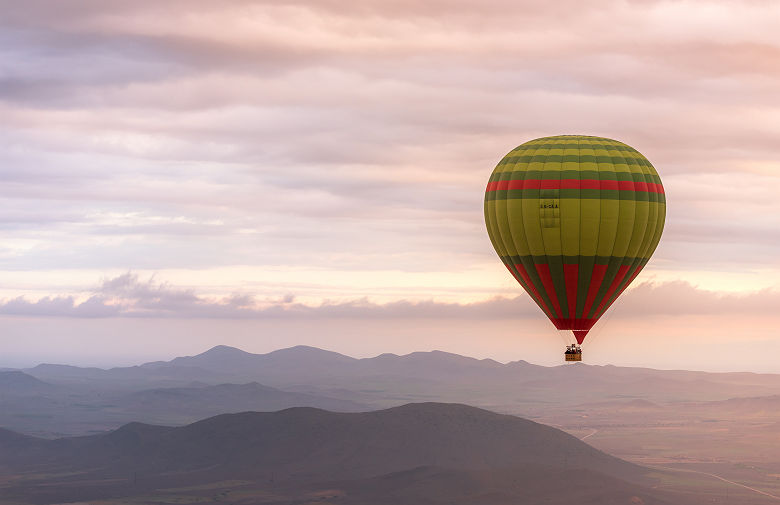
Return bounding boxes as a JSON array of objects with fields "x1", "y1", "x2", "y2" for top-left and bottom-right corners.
[{"x1": 484, "y1": 135, "x2": 666, "y2": 343}]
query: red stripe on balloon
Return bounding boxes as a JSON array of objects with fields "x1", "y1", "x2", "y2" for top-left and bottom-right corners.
[
  {"x1": 579, "y1": 179, "x2": 601, "y2": 190},
  {"x1": 582, "y1": 263, "x2": 608, "y2": 318},
  {"x1": 563, "y1": 264, "x2": 578, "y2": 319},
  {"x1": 534, "y1": 264, "x2": 563, "y2": 318},
  {"x1": 573, "y1": 330, "x2": 589, "y2": 344},
  {"x1": 612, "y1": 264, "x2": 646, "y2": 303},
  {"x1": 486, "y1": 180, "x2": 507, "y2": 191},
  {"x1": 485, "y1": 179, "x2": 664, "y2": 194},
  {"x1": 505, "y1": 263, "x2": 549, "y2": 317},
  {"x1": 552, "y1": 318, "x2": 597, "y2": 331},
  {"x1": 594, "y1": 263, "x2": 647, "y2": 319},
  {"x1": 593, "y1": 264, "x2": 630, "y2": 317},
  {"x1": 513, "y1": 263, "x2": 554, "y2": 318}
]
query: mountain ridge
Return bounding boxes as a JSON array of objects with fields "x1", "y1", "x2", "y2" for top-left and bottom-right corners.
[
  {"x1": 0, "y1": 402, "x2": 699, "y2": 505},
  {"x1": 0, "y1": 402, "x2": 642, "y2": 482},
  {"x1": 6, "y1": 344, "x2": 780, "y2": 440},
  {"x1": 17, "y1": 344, "x2": 780, "y2": 381}
]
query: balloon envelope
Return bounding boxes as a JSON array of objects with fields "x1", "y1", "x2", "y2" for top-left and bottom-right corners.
[{"x1": 484, "y1": 135, "x2": 665, "y2": 344}]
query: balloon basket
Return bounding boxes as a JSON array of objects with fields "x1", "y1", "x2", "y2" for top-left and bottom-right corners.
[{"x1": 564, "y1": 345, "x2": 582, "y2": 362}]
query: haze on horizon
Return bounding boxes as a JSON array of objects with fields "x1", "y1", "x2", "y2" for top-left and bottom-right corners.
[{"x1": 2, "y1": 0, "x2": 780, "y2": 372}]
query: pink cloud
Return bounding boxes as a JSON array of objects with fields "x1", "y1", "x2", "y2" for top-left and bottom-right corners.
[
  {"x1": 1, "y1": 274, "x2": 776, "y2": 321},
  {"x1": 1, "y1": 0, "x2": 779, "y2": 313}
]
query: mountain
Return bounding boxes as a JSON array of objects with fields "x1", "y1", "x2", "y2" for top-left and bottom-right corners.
[
  {"x1": 0, "y1": 403, "x2": 636, "y2": 478},
  {"x1": 27, "y1": 362, "x2": 233, "y2": 389},
  {"x1": 147, "y1": 346, "x2": 780, "y2": 397},
  {"x1": 26, "y1": 363, "x2": 111, "y2": 383},
  {"x1": 0, "y1": 403, "x2": 691, "y2": 505},
  {"x1": 25, "y1": 346, "x2": 780, "y2": 406},
  {"x1": 155, "y1": 346, "x2": 780, "y2": 407},
  {"x1": 0, "y1": 380, "x2": 369, "y2": 438},
  {"x1": 0, "y1": 371, "x2": 57, "y2": 396},
  {"x1": 119, "y1": 382, "x2": 367, "y2": 420},
  {"x1": 15, "y1": 344, "x2": 780, "y2": 439},
  {"x1": 5, "y1": 347, "x2": 777, "y2": 503},
  {"x1": 167, "y1": 344, "x2": 356, "y2": 377},
  {"x1": 166, "y1": 345, "x2": 534, "y2": 384}
]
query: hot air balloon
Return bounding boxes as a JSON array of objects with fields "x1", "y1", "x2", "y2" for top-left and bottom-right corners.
[{"x1": 484, "y1": 135, "x2": 665, "y2": 361}]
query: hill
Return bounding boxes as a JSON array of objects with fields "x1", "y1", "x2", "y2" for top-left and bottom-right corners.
[
  {"x1": 0, "y1": 403, "x2": 693, "y2": 505},
  {"x1": 0, "y1": 380, "x2": 368, "y2": 437},
  {"x1": 0, "y1": 371, "x2": 56, "y2": 396},
  {"x1": 119, "y1": 381, "x2": 367, "y2": 420},
  {"x1": 0, "y1": 403, "x2": 636, "y2": 479}
]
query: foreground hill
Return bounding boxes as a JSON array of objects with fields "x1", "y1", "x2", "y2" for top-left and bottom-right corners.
[
  {"x1": 0, "y1": 403, "x2": 695, "y2": 505},
  {"x1": 0, "y1": 403, "x2": 636, "y2": 479}
]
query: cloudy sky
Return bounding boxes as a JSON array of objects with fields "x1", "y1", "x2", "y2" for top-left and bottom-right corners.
[{"x1": 2, "y1": 0, "x2": 780, "y2": 371}]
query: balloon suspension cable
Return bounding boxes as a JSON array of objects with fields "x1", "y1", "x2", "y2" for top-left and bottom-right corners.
[
  {"x1": 556, "y1": 329, "x2": 572, "y2": 346},
  {"x1": 585, "y1": 294, "x2": 622, "y2": 347}
]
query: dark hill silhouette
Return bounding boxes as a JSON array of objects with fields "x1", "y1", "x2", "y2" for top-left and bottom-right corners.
[
  {"x1": 0, "y1": 404, "x2": 719, "y2": 505},
  {"x1": 1, "y1": 403, "x2": 640, "y2": 482}
]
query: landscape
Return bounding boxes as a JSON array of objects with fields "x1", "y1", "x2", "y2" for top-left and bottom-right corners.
[
  {"x1": 1, "y1": 345, "x2": 779, "y2": 504},
  {"x1": 3, "y1": 1, "x2": 780, "y2": 504}
]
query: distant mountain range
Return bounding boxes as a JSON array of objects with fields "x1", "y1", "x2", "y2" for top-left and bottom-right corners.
[
  {"x1": 0, "y1": 403, "x2": 686, "y2": 505},
  {"x1": 0, "y1": 373, "x2": 367, "y2": 437},
  {"x1": 23, "y1": 344, "x2": 780, "y2": 402},
  {"x1": 2, "y1": 344, "x2": 780, "y2": 438},
  {"x1": 1, "y1": 346, "x2": 775, "y2": 503}
]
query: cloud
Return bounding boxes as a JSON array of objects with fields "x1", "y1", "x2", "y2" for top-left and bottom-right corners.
[
  {"x1": 0, "y1": 294, "x2": 121, "y2": 317},
  {"x1": 1, "y1": 274, "x2": 776, "y2": 320},
  {"x1": 1, "y1": 0, "x2": 780, "y2": 297},
  {"x1": 0, "y1": 273, "x2": 535, "y2": 318},
  {"x1": 611, "y1": 280, "x2": 780, "y2": 316}
]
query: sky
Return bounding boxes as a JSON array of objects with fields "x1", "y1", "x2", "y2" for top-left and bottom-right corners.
[{"x1": 2, "y1": 0, "x2": 780, "y2": 371}]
